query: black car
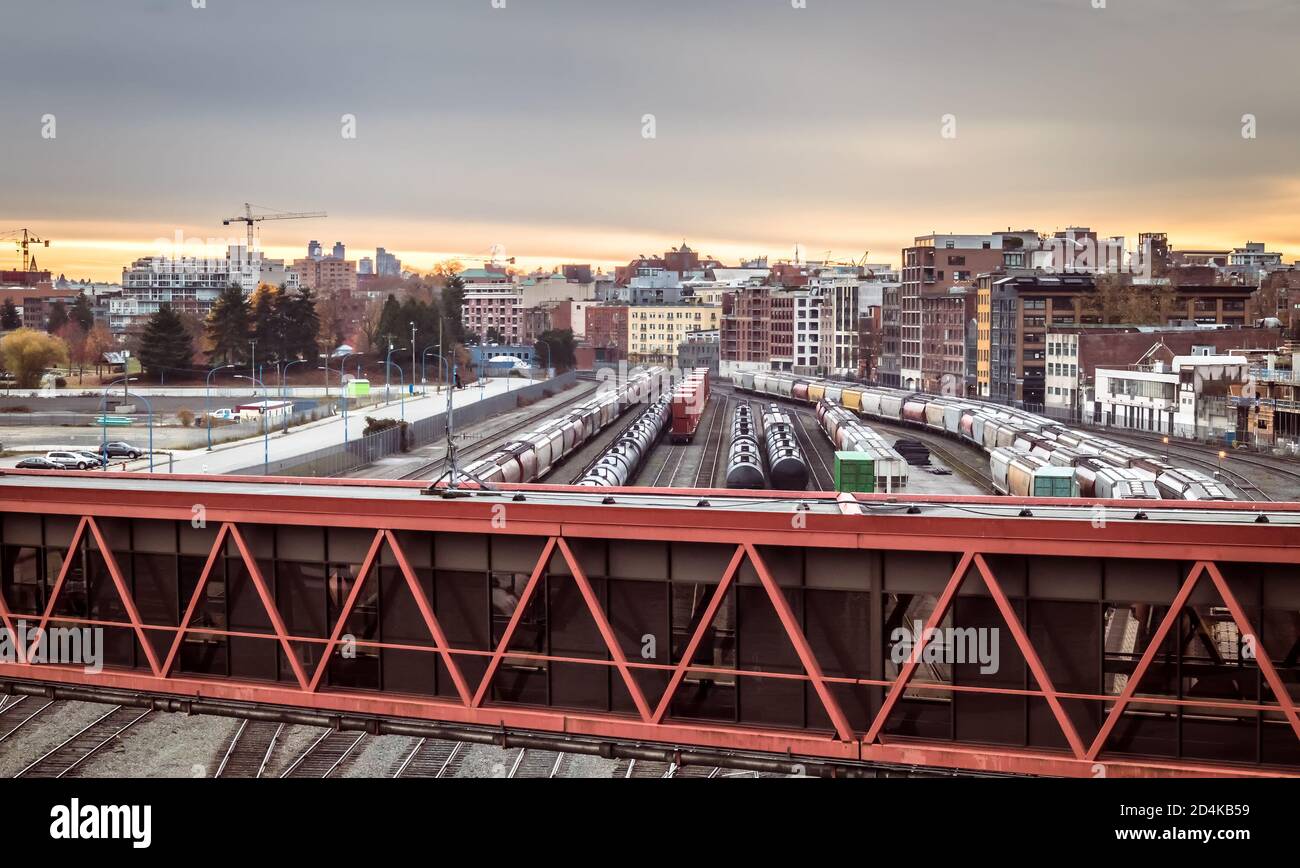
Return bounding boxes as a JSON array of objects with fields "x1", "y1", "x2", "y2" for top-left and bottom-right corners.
[
  {"x1": 15, "y1": 457, "x2": 61, "y2": 469},
  {"x1": 100, "y1": 441, "x2": 143, "y2": 459}
]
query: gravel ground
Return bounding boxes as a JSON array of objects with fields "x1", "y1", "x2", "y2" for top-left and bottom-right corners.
[
  {"x1": 78, "y1": 711, "x2": 239, "y2": 778},
  {"x1": 0, "y1": 703, "x2": 743, "y2": 777},
  {"x1": 344, "y1": 733, "x2": 418, "y2": 777},
  {"x1": 562, "y1": 754, "x2": 618, "y2": 778},
  {"x1": 0, "y1": 700, "x2": 110, "y2": 777},
  {"x1": 261, "y1": 724, "x2": 330, "y2": 778},
  {"x1": 456, "y1": 743, "x2": 520, "y2": 778}
]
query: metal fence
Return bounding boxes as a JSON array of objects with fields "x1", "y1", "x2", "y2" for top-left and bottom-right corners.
[{"x1": 231, "y1": 372, "x2": 577, "y2": 477}]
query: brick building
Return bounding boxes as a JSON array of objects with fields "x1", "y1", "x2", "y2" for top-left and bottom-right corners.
[
  {"x1": 583, "y1": 304, "x2": 629, "y2": 363},
  {"x1": 1046, "y1": 325, "x2": 1282, "y2": 421},
  {"x1": 291, "y1": 256, "x2": 357, "y2": 296},
  {"x1": 893, "y1": 234, "x2": 1009, "y2": 389}
]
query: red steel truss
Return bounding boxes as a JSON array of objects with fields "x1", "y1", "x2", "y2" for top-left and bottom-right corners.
[{"x1": 1, "y1": 471, "x2": 1298, "y2": 778}]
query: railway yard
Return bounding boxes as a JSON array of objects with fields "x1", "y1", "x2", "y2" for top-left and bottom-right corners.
[
  {"x1": 0, "y1": 697, "x2": 811, "y2": 778},
  {"x1": 4, "y1": 367, "x2": 1300, "y2": 779}
]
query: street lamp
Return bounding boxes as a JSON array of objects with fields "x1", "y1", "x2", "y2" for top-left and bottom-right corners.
[
  {"x1": 206, "y1": 364, "x2": 235, "y2": 451},
  {"x1": 279, "y1": 359, "x2": 309, "y2": 432},
  {"x1": 389, "y1": 362, "x2": 406, "y2": 421},
  {"x1": 537, "y1": 339, "x2": 553, "y2": 378},
  {"x1": 420, "y1": 343, "x2": 441, "y2": 388},
  {"x1": 385, "y1": 344, "x2": 407, "y2": 404},
  {"x1": 98, "y1": 383, "x2": 153, "y2": 473},
  {"x1": 234, "y1": 373, "x2": 270, "y2": 476},
  {"x1": 279, "y1": 358, "x2": 309, "y2": 399},
  {"x1": 410, "y1": 321, "x2": 417, "y2": 388},
  {"x1": 100, "y1": 376, "x2": 137, "y2": 465},
  {"x1": 336, "y1": 352, "x2": 362, "y2": 446}
]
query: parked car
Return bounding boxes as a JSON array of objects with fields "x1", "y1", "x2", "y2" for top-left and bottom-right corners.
[
  {"x1": 208, "y1": 408, "x2": 236, "y2": 421},
  {"x1": 15, "y1": 456, "x2": 61, "y2": 469},
  {"x1": 74, "y1": 450, "x2": 107, "y2": 467},
  {"x1": 45, "y1": 451, "x2": 96, "y2": 470},
  {"x1": 100, "y1": 441, "x2": 142, "y2": 459}
]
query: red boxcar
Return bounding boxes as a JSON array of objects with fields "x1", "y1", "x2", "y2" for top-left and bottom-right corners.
[{"x1": 670, "y1": 374, "x2": 708, "y2": 443}]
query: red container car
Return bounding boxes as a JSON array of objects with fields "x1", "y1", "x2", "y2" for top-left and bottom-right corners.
[{"x1": 669, "y1": 369, "x2": 711, "y2": 443}]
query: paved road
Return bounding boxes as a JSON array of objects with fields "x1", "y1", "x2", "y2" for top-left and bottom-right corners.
[{"x1": 1, "y1": 379, "x2": 522, "y2": 475}]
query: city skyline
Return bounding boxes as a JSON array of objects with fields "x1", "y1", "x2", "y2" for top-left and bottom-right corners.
[{"x1": 4, "y1": 0, "x2": 1299, "y2": 281}]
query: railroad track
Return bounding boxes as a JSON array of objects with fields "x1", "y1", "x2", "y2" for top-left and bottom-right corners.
[
  {"x1": 918, "y1": 435, "x2": 997, "y2": 494},
  {"x1": 0, "y1": 696, "x2": 57, "y2": 746},
  {"x1": 15, "y1": 705, "x2": 152, "y2": 778},
  {"x1": 614, "y1": 757, "x2": 674, "y2": 778},
  {"x1": 731, "y1": 382, "x2": 994, "y2": 493},
  {"x1": 398, "y1": 384, "x2": 598, "y2": 481},
  {"x1": 648, "y1": 441, "x2": 689, "y2": 487},
  {"x1": 392, "y1": 737, "x2": 467, "y2": 778},
  {"x1": 789, "y1": 408, "x2": 836, "y2": 491},
  {"x1": 692, "y1": 396, "x2": 731, "y2": 488},
  {"x1": 1083, "y1": 428, "x2": 1294, "y2": 501},
  {"x1": 280, "y1": 730, "x2": 368, "y2": 778},
  {"x1": 507, "y1": 748, "x2": 565, "y2": 778},
  {"x1": 215, "y1": 719, "x2": 285, "y2": 778},
  {"x1": 1141, "y1": 443, "x2": 1271, "y2": 502}
]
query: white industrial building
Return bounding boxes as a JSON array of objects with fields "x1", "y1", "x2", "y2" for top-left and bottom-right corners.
[{"x1": 1092, "y1": 354, "x2": 1248, "y2": 438}]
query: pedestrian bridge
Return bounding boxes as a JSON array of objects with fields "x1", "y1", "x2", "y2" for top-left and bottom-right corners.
[{"x1": 0, "y1": 470, "x2": 1297, "y2": 777}]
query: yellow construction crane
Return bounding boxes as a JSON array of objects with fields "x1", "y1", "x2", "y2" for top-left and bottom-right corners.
[
  {"x1": 1, "y1": 228, "x2": 50, "y2": 272},
  {"x1": 222, "y1": 203, "x2": 326, "y2": 251}
]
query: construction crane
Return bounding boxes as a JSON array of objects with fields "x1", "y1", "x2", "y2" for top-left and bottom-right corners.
[
  {"x1": 0, "y1": 228, "x2": 50, "y2": 272},
  {"x1": 222, "y1": 203, "x2": 326, "y2": 252}
]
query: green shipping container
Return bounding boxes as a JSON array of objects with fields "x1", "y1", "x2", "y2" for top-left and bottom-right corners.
[
  {"x1": 834, "y1": 451, "x2": 876, "y2": 493},
  {"x1": 1032, "y1": 471, "x2": 1074, "y2": 498}
]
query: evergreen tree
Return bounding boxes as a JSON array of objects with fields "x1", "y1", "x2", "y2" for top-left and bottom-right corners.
[
  {"x1": 377, "y1": 293, "x2": 403, "y2": 351},
  {"x1": 138, "y1": 304, "x2": 196, "y2": 381},
  {"x1": 0, "y1": 299, "x2": 20, "y2": 330},
  {"x1": 288, "y1": 287, "x2": 321, "y2": 361},
  {"x1": 206, "y1": 283, "x2": 251, "y2": 365},
  {"x1": 535, "y1": 329, "x2": 577, "y2": 372},
  {"x1": 440, "y1": 274, "x2": 467, "y2": 345},
  {"x1": 47, "y1": 300, "x2": 69, "y2": 334},
  {"x1": 71, "y1": 292, "x2": 95, "y2": 332},
  {"x1": 251, "y1": 285, "x2": 286, "y2": 362}
]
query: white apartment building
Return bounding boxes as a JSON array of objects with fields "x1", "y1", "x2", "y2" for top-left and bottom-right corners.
[
  {"x1": 462, "y1": 268, "x2": 598, "y2": 344},
  {"x1": 1093, "y1": 355, "x2": 1248, "y2": 438},
  {"x1": 115, "y1": 245, "x2": 297, "y2": 332},
  {"x1": 791, "y1": 290, "x2": 823, "y2": 374},
  {"x1": 1045, "y1": 332, "x2": 1082, "y2": 418},
  {"x1": 627, "y1": 303, "x2": 721, "y2": 366}
]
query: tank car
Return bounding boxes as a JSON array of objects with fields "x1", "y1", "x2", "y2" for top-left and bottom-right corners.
[
  {"x1": 760, "y1": 404, "x2": 809, "y2": 490},
  {"x1": 725, "y1": 404, "x2": 766, "y2": 489}
]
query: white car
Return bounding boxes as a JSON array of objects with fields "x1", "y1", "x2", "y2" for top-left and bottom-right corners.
[
  {"x1": 45, "y1": 451, "x2": 96, "y2": 470},
  {"x1": 209, "y1": 408, "x2": 236, "y2": 420}
]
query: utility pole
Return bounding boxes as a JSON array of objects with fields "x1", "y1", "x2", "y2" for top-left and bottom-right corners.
[{"x1": 445, "y1": 357, "x2": 458, "y2": 488}]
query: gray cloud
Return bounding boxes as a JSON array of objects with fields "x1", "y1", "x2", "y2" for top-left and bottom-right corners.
[{"x1": 2, "y1": 0, "x2": 1297, "y2": 269}]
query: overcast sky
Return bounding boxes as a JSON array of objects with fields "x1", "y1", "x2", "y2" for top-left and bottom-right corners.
[{"x1": 2, "y1": 0, "x2": 1297, "y2": 280}]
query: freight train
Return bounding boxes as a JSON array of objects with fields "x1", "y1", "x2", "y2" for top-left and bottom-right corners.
[
  {"x1": 731, "y1": 370, "x2": 1239, "y2": 501},
  {"x1": 814, "y1": 400, "x2": 909, "y2": 489},
  {"x1": 669, "y1": 368, "x2": 711, "y2": 443},
  {"x1": 758, "y1": 404, "x2": 809, "y2": 491},
  {"x1": 725, "y1": 403, "x2": 766, "y2": 489},
  {"x1": 461, "y1": 366, "x2": 668, "y2": 485},
  {"x1": 576, "y1": 396, "x2": 671, "y2": 487}
]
